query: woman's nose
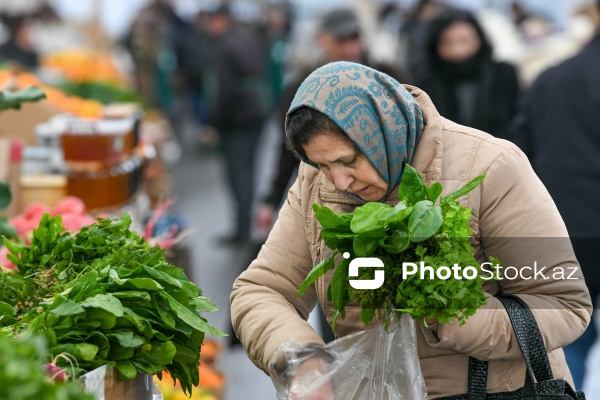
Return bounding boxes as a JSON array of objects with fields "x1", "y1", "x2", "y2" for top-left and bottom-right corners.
[{"x1": 332, "y1": 170, "x2": 353, "y2": 191}]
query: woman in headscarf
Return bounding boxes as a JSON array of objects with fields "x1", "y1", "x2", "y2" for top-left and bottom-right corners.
[
  {"x1": 416, "y1": 8, "x2": 520, "y2": 139},
  {"x1": 230, "y1": 61, "x2": 591, "y2": 398}
]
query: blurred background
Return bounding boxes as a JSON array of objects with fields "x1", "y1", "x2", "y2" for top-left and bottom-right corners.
[{"x1": 0, "y1": 0, "x2": 599, "y2": 399}]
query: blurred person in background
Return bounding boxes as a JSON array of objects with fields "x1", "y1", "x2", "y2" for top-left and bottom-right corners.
[
  {"x1": 510, "y1": 1, "x2": 531, "y2": 28},
  {"x1": 185, "y1": 9, "x2": 219, "y2": 150},
  {"x1": 125, "y1": 0, "x2": 191, "y2": 133},
  {"x1": 255, "y1": 7, "x2": 406, "y2": 238},
  {"x1": 369, "y1": 1, "x2": 409, "y2": 77},
  {"x1": 0, "y1": 14, "x2": 39, "y2": 69},
  {"x1": 417, "y1": 8, "x2": 520, "y2": 139},
  {"x1": 203, "y1": 4, "x2": 269, "y2": 246},
  {"x1": 509, "y1": 0, "x2": 600, "y2": 389},
  {"x1": 401, "y1": 0, "x2": 446, "y2": 83},
  {"x1": 263, "y1": 1, "x2": 294, "y2": 111}
]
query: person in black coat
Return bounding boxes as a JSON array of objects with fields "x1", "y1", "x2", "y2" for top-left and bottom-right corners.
[
  {"x1": 509, "y1": 1, "x2": 600, "y2": 390},
  {"x1": 416, "y1": 8, "x2": 520, "y2": 139},
  {"x1": 204, "y1": 5, "x2": 269, "y2": 245},
  {"x1": 0, "y1": 15, "x2": 39, "y2": 70}
]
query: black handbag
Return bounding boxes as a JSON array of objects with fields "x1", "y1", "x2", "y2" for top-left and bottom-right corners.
[{"x1": 440, "y1": 294, "x2": 586, "y2": 400}]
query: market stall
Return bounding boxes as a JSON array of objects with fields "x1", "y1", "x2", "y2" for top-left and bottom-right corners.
[{"x1": 0, "y1": 23, "x2": 225, "y2": 400}]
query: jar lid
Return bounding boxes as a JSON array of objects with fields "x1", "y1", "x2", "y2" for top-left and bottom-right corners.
[
  {"x1": 95, "y1": 118, "x2": 135, "y2": 135},
  {"x1": 20, "y1": 174, "x2": 67, "y2": 188}
]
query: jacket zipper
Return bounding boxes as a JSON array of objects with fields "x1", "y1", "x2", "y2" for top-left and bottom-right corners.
[{"x1": 319, "y1": 195, "x2": 362, "y2": 205}]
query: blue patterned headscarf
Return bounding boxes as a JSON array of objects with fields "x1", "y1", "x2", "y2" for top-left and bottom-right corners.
[{"x1": 286, "y1": 61, "x2": 425, "y2": 197}]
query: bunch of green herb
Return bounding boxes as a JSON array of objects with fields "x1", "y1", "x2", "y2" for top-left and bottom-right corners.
[
  {"x1": 0, "y1": 213, "x2": 225, "y2": 396},
  {"x1": 0, "y1": 86, "x2": 46, "y2": 111},
  {"x1": 0, "y1": 334, "x2": 95, "y2": 400},
  {"x1": 298, "y1": 165, "x2": 495, "y2": 329},
  {"x1": 59, "y1": 81, "x2": 146, "y2": 107}
]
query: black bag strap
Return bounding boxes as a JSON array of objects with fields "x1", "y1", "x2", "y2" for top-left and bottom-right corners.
[
  {"x1": 466, "y1": 358, "x2": 488, "y2": 398},
  {"x1": 497, "y1": 294, "x2": 554, "y2": 382},
  {"x1": 462, "y1": 294, "x2": 554, "y2": 398}
]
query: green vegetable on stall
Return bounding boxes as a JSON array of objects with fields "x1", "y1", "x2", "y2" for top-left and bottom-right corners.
[
  {"x1": 59, "y1": 81, "x2": 146, "y2": 107},
  {"x1": 0, "y1": 183, "x2": 17, "y2": 240},
  {"x1": 0, "y1": 334, "x2": 95, "y2": 400},
  {"x1": 298, "y1": 164, "x2": 497, "y2": 330},
  {"x1": 0, "y1": 214, "x2": 225, "y2": 396},
  {"x1": 0, "y1": 86, "x2": 46, "y2": 111}
]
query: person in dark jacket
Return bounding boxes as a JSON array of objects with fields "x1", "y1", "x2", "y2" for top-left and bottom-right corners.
[
  {"x1": 204, "y1": 4, "x2": 269, "y2": 245},
  {"x1": 416, "y1": 8, "x2": 520, "y2": 139},
  {"x1": 509, "y1": 0, "x2": 600, "y2": 388},
  {"x1": 125, "y1": 0, "x2": 191, "y2": 121},
  {"x1": 0, "y1": 15, "x2": 39, "y2": 69}
]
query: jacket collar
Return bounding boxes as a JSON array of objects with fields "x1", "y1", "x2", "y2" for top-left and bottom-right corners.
[{"x1": 407, "y1": 85, "x2": 444, "y2": 185}]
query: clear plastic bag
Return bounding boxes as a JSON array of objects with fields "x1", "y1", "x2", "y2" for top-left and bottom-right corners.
[{"x1": 271, "y1": 313, "x2": 428, "y2": 400}]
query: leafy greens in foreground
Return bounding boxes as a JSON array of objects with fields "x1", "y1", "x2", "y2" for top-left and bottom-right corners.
[
  {"x1": 0, "y1": 334, "x2": 95, "y2": 400},
  {"x1": 298, "y1": 164, "x2": 496, "y2": 329},
  {"x1": 0, "y1": 214, "x2": 225, "y2": 396}
]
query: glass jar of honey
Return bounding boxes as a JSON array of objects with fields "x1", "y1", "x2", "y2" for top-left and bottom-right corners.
[
  {"x1": 66, "y1": 155, "x2": 143, "y2": 212},
  {"x1": 61, "y1": 118, "x2": 135, "y2": 167}
]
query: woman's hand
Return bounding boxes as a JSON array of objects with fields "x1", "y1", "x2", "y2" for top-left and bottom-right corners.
[{"x1": 289, "y1": 357, "x2": 335, "y2": 400}]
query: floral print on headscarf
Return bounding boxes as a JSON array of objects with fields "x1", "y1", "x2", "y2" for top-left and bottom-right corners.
[{"x1": 286, "y1": 61, "x2": 424, "y2": 198}]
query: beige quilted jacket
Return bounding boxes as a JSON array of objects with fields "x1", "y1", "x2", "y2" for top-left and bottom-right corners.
[{"x1": 230, "y1": 86, "x2": 592, "y2": 398}]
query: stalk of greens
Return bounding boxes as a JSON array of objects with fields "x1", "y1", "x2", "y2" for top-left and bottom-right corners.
[
  {"x1": 0, "y1": 213, "x2": 225, "y2": 396},
  {"x1": 298, "y1": 165, "x2": 495, "y2": 329}
]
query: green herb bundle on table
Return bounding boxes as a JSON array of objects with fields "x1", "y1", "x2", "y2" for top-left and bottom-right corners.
[
  {"x1": 298, "y1": 165, "x2": 497, "y2": 329},
  {"x1": 0, "y1": 213, "x2": 225, "y2": 396}
]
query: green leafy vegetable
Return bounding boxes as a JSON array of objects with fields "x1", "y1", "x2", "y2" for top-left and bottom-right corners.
[
  {"x1": 0, "y1": 334, "x2": 95, "y2": 400},
  {"x1": 0, "y1": 182, "x2": 11, "y2": 210},
  {"x1": 0, "y1": 214, "x2": 225, "y2": 396},
  {"x1": 298, "y1": 164, "x2": 493, "y2": 329},
  {"x1": 0, "y1": 86, "x2": 46, "y2": 111},
  {"x1": 58, "y1": 81, "x2": 146, "y2": 107}
]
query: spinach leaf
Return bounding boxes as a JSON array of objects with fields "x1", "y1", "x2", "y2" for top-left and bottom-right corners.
[
  {"x1": 408, "y1": 200, "x2": 443, "y2": 241},
  {"x1": 398, "y1": 164, "x2": 426, "y2": 205}
]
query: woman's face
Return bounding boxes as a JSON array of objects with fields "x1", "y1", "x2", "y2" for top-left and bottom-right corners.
[
  {"x1": 303, "y1": 133, "x2": 389, "y2": 201},
  {"x1": 437, "y1": 21, "x2": 481, "y2": 63}
]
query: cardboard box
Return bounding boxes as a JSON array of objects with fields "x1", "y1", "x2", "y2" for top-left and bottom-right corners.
[{"x1": 0, "y1": 100, "x2": 62, "y2": 146}]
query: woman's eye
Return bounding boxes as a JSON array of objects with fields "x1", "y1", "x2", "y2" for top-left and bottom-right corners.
[
  {"x1": 342, "y1": 157, "x2": 356, "y2": 166},
  {"x1": 318, "y1": 164, "x2": 330, "y2": 171}
]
